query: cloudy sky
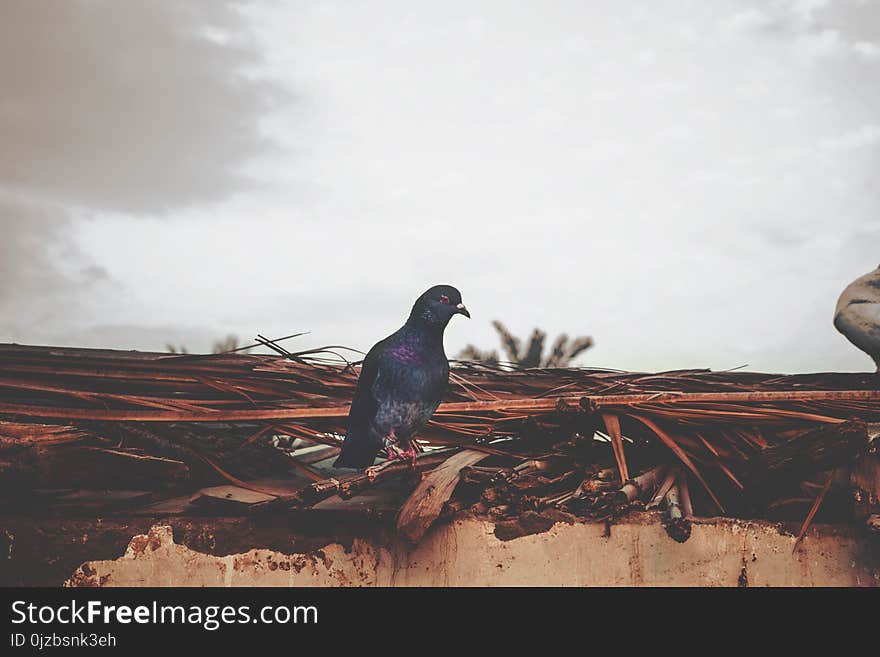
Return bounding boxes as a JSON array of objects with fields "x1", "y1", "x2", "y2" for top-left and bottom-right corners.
[{"x1": 1, "y1": 0, "x2": 878, "y2": 372}]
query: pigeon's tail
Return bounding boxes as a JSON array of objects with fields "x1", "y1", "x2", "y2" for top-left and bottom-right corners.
[{"x1": 333, "y1": 430, "x2": 381, "y2": 470}]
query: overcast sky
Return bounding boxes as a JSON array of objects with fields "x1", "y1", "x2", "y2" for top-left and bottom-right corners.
[{"x1": 1, "y1": 0, "x2": 878, "y2": 372}]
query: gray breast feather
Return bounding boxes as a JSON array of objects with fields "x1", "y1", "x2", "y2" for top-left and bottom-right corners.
[
  {"x1": 372, "y1": 398, "x2": 441, "y2": 440},
  {"x1": 369, "y1": 361, "x2": 447, "y2": 439}
]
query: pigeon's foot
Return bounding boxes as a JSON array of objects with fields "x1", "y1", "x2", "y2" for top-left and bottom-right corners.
[
  {"x1": 396, "y1": 445, "x2": 418, "y2": 467},
  {"x1": 366, "y1": 445, "x2": 416, "y2": 479}
]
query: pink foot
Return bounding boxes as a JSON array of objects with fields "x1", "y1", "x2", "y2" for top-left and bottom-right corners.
[{"x1": 397, "y1": 445, "x2": 417, "y2": 467}]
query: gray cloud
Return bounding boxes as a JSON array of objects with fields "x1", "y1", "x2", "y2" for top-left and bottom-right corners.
[
  {"x1": 2, "y1": 1, "x2": 878, "y2": 372},
  {"x1": 0, "y1": 0, "x2": 282, "y2": 213},
  {"x1": 0, "y1": 200, "x2": 65, "y2": 305},
  {"x1": 0, "y1": 0, "x2": 286, "y2": 345},
  {"x1": 0, "y1": 197, "x2": 105, "y2": 344},
  {"x1": 51, "y1": 324, "x2": 224, "y2": 354}
]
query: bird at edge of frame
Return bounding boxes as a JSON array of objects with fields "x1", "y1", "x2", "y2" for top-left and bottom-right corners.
[
  {"x1": 333, "y1": 285, "x2": 470, "y2": 471},
  {"x1": 834, "y1": 264, "x2": 880, "y2": 372}
]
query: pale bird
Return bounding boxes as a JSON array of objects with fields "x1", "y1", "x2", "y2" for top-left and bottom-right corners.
[{"x1": 834, "y1": 265, "x2": 880, "y2": 371}]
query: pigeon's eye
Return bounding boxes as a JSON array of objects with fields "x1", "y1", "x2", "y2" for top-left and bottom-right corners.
[{"x1": 439, "y1": 295, "x2": 450, "y2": 304}]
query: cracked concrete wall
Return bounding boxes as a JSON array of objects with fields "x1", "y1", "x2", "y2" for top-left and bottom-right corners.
[{"x1": 65, "y1": 515, "x2": 879, "y2": 587}]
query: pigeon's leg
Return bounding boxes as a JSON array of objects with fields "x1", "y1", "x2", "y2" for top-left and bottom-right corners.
[
  {"x1": 365, "y1": 432, "x2": 400, "y2": 478},
  {"x1": 396, "y1": 442, "x2": 418, "y2": 467},
  {"x1": 381, "y1": 430, "x2": 399, "y2": 460}
]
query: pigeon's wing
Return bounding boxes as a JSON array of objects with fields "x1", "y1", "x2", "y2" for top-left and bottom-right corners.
[
  {"x1": 333, "y1": 339, "x2": 389, "y2": 469},
  {"x1": 371, "y1": 357, "x2": 449, "y2": 443}
]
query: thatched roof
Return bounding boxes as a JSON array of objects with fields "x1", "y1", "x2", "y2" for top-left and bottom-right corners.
[{"x1": 1, "y1": 343, "x2": 878, "y2": 545}]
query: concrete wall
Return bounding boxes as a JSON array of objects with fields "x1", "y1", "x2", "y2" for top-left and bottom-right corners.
[{"x1": 65, "y1": 514, "x2": 879, "y2": 587}]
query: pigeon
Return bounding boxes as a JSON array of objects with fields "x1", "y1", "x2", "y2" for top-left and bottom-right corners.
[
  {"x1": 834, "y1": 265, "x2": 880, "y2": 371},
  {"x1": 333, "y1": 285, "x2": 470, "y2": 470}
]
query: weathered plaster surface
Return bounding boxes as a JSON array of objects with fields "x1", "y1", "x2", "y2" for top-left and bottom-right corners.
[{"x1": 65, "y1": 515, "x2": 880, "y2": 587}]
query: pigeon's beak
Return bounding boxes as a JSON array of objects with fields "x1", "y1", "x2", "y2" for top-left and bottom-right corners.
[{"x1": 456, "y1": 303, "x2": 470, "y2": 318}]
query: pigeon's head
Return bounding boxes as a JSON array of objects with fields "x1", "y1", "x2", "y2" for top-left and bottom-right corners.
[{"x1": 407, "y1": 285, "x2": 470, "y2": 329}]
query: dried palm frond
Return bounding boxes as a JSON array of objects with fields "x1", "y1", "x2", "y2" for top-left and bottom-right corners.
[{"x1": 0, "y1": 342, "x2": 877, "y2": 539}]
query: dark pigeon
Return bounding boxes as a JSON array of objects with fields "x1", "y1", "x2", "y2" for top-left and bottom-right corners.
[{"x1": 334, "y1": 285, "x2": 470, "y2": 470}]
